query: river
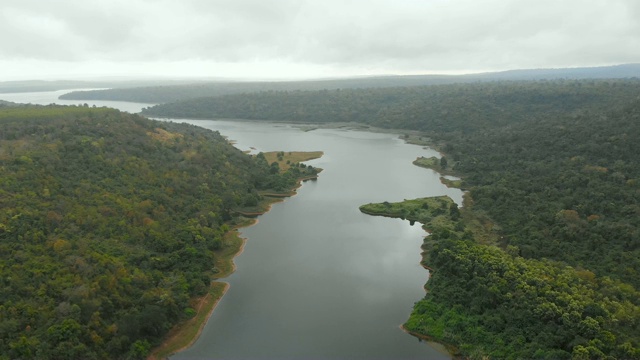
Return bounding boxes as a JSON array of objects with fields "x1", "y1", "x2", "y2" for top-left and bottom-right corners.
[{"x1": 1, "y1": 91, "x2": 462, "y2": 359}]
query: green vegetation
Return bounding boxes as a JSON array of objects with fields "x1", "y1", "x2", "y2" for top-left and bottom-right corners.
[
  {"x1": 58, "y1": 64, "x2": 640, "y2": 104},
  {"x1": 349, "y1": 80, "x2": 640, "y2": 358},
  {"x1": 10, "y1": 75, "x2": 640, "y2": 358},
  {"x1": 141, "y1": 80, "x2": 640, "y2": 135},
  {"x1": 413, "y1": 156, "x2": 441, "y2": 170},
  {"x1": 362, "y1": 197, "x2": 640, "y2": 359},
  {"x1": 262, "y1": 150, "x2": 323, "y2": 172},
  {"x1": 150, "y1": 282, "x2": 228, "y2": 360},
  {"x1": 248, "y1": 151, "x2": 320, "y2": 198},
  {"x1": 407, "y1": 237, "x2": 640, "y2": 359},
  {"x1": 0, "y1": 104, "x2": 314, "y2": 359},
  {"x1": 150, "y1": 220, "x2": 251, "y2": 359},
  {"x1": 359, "y1": 196, "x2": 461, "y2": 233},
  {"x1": 447, "y1": 100, "x2": 640, "y2": 288}
]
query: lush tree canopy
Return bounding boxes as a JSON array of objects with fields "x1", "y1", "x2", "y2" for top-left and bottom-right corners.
[
  {"x1": 0, "y1": 104, "x2": 308, "y2": 359},
  {"x1": 9, "y1": 75, "x2": 640, "y2": 358},
  {"x1": 141, "y1": 79, "x2": 640, "y2": 135}
]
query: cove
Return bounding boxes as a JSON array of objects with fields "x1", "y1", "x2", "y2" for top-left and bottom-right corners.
[{"x1": 1, "y1": 91, "x2": 462, "y2": 359}]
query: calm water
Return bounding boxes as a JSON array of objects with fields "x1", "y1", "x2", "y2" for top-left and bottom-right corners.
[
  {"x1": 2, "y1": 91, "x2": 461, "y2": 359},
  {"x1": 0, "y1": 89, "x2": 149, "y2": 113}
]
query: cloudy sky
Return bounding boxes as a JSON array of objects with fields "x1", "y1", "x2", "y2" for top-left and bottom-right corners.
[{"x1": 1, "y1": 0, "x2": 639, "y2": 81}]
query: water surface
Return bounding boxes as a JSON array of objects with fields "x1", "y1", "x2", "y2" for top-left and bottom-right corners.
[
  {"x1": 1, "y1": 91, "x2": 461, "y2": 359},
  {"x1": 171, "y1": 120, "x2": 460, "y2": 360}
]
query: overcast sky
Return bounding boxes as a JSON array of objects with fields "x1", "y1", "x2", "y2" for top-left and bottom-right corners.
[{"x1": 1, "y1": 0, "x2": 639, "y2": 81}]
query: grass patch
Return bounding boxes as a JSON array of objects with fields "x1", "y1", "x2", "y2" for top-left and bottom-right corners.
[
  {"x1": 440, "y1": 177, "x2": 463, "y2": 189},
  {"x1": 263, "y1": 150, "x2": 323, "y2": 171},
  {"x1": 413, "y1": 156, "x2": 440, "y2": 169},
  {"x1": 360, "y1": 196, "x2": 462, "y2": 234}
]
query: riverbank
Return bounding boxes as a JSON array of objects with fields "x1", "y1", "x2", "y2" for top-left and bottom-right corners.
[
  {"x1": 148, "y1": 153, "x2": 323, "y2": 360},
  {"x1": 400, "y1": 325, "x2": 462, "y2": 359},
  {"x1": 147, "y1": 217, "x2": 255, "y2": 359}
]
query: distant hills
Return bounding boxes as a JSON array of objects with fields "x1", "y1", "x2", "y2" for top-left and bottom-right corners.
[
  {"x1": 43, "y1": 63, "x2": 640, "y2": 104},
  {"x1": 468, "y1": 63, "x2": 640, "y2": 80}
]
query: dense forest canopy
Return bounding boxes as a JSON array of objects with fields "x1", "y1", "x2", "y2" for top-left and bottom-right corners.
[
  {"x1": 361, "y1": 197, "x2": 640, "y2": 359},
  {"x1": 58, "y1": 64, "x2": 640, "y2": 104},
  {"x1": 4, "y1": 74, "x2": 640, "y2": 359},
  {"x1": 141, "y1": 78, "x2": 640, "y2": 358},
  {"x1": 0, "y1": 104, "x2": 308, "y2": 359},
  {"x1": 444, "y1": 98, "x2": 640, "y2": 287},
  {"x1": 406, "y1": 235, "x2": 640, "y2": 359},
  {"x1": 359, "y1": 97, "x2": 640, "y2": 358},
  {"x1": 141, "y1": 79, "x2": 640, "y2": 135}
]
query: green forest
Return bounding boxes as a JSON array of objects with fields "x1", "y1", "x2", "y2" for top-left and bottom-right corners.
[
  {"x1": 57, "y1": 64, "x2": 640, "y2": 104},
  {"x1": 142, "y1": 79, "x2": 640, "y2": 358},
  {"x1": 0, "y1": 104, "x2": 314, "y2": 359},
  {"x1": 4, "y1": 77, "x2": 640, "y2": 358},
  {"x1": 140, "y1": 79, "x2": 640, "y2": 134}
]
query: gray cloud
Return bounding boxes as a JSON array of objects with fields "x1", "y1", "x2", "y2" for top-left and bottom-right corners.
[{"x1": 1, "y1": 0, "x2": 638, "y2": 79}]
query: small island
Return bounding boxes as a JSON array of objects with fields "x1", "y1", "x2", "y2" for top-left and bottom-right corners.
[{"x1": 360, "y1": 196, "x2": 461, "y2": 233}]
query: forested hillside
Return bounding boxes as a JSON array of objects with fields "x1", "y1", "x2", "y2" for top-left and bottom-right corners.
[
  {"x1": 144, "y1": 78, "x2": 640, "y2": 358},
  {"x1": 444, "y1": 99, "x2": 640, "y2": 287},
  {"x1": 361, "y1": 98, "x2": 640, "y2": 358},
  {"x1": 0, "y1": 104, "x2": 309, "y2": 359},
  {"x1": 60, "y1": 76, "x2": 461, "y2": 104},
  {"x1": 7, "y1": 77, "x2": 640, "y2": 358},
  {"x1": 58, "y1": 64, "x2": 640, "y2": 104},
  {"x1": 141, "y1": 79, "x2": 640, "y2": 134}
]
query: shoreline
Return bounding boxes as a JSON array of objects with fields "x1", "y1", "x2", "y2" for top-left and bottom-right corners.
[
  {"x1": 400, "y1": 325, "x2": 462, "y2": 359},
  {"x1": 148, "y1": 162, "x2": 321, "y2": 360},
  {"x1": 148, "y1": 282, "x2": 230, "y2": 360}
]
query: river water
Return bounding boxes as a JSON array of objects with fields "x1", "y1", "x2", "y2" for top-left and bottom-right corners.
[{"x1": 1, "y1": 91, "x2": 461, "y2": 359}]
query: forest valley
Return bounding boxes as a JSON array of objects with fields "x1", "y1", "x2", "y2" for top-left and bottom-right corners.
[
  {"x1": 1, "y1": 78, "x2": 640, "y2": 359},
  {"x1": 138, "y1": 79, "x2": 640, "y2": 359}
]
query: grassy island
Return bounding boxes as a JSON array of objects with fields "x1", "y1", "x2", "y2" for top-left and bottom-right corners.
[{"x1": 360, "y1": 196, "x2": 461, "y2": 234}]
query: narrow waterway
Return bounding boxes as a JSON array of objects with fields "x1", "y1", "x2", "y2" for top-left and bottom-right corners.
[
  {"x1": 1, "y1": 91, "x2": 461, "y2": 359},
  {"x1": 170, "y1": 120, "x2": 460, "y2": 359}
]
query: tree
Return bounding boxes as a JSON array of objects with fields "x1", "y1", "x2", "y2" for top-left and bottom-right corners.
[{"x1": 440, "y1": 156, "x2": 448, "y2": 169}]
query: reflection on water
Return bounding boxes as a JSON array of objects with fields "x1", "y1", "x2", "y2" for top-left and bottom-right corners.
[{"x1": 171, "y1": 120, "x2": 458, "y2": 359}]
